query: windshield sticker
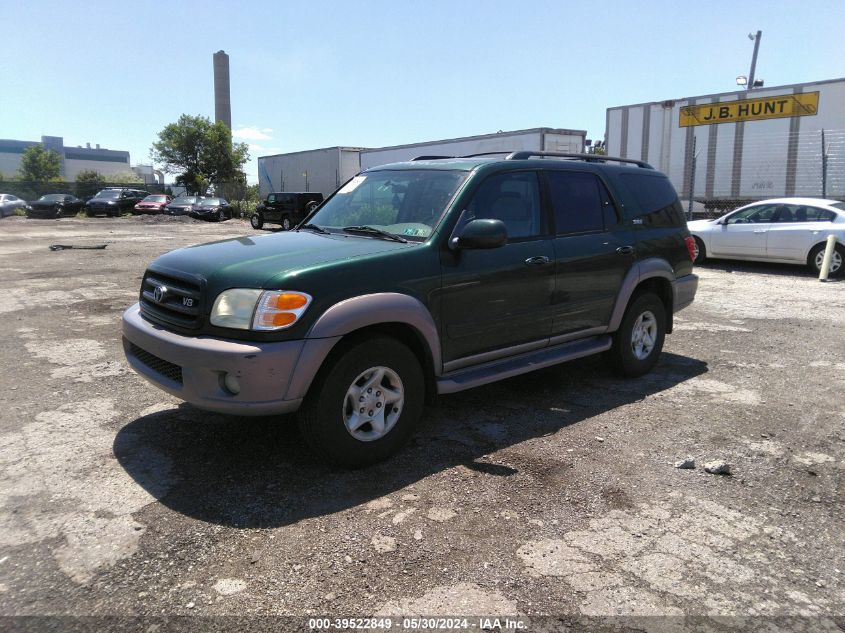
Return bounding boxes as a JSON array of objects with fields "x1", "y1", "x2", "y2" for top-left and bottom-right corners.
[{"x1": 338, "y1": 176, "x2": 366, "y2": 194}]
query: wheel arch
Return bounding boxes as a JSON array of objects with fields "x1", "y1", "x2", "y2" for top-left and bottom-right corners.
[
  {"x1": 805, "y1": 237, "x2": 844, "y2": 264},
  {"x1": 285, "y1": 293, "x2": 441, "y2": 403},
  {"x1": 608, "y1": 259, "x2": 675, "y2": 334}
]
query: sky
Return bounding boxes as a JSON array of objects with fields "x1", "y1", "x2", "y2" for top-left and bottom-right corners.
[{"x1": 3, "y1": 0, "x2": 844, "y2": 184}]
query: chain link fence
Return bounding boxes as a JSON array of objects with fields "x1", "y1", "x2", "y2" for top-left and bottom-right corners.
[{"x1": 679, "y1": 128, "x2": 844, "y2": 219}]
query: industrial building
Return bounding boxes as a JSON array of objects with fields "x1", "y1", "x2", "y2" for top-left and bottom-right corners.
[
  {"x1": 0, "y1": 135, "x2": 160, "y2": 184},
  {"x1": 606, "y1": 77, "x2": 845, "y2": 207},
  {"x1": 258, "y1": 127, "x2": 586, "y2": 198}
]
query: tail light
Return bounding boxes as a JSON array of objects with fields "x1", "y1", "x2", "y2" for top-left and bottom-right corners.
[{"x1": 684, "y1": 236, "x2": 697, "y2": 261}]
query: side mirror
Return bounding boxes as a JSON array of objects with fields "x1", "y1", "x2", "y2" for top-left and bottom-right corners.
[{"x1": 451, "y1": 218, "x2": 508, "y2": 250}]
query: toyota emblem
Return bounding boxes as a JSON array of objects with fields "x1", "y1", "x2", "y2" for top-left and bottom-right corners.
[{"x1": 153, "y1": 285, "x2": 168, "y2": 303}]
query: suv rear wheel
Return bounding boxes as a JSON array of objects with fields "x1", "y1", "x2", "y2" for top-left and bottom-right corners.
[
  {"x1": 607, "y1": 292, "x2": 666, "y2": 377},
  {"x1": 250, "y1": 213, "x2": 264, "y2": 229},
  {"x1": 298, "y1": 336, "x2": 424, "y2": 467}
]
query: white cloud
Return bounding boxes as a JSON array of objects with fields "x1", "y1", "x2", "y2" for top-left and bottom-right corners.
[{"x1": 233, "y1": 126, "x2": 274, "y2": 141}]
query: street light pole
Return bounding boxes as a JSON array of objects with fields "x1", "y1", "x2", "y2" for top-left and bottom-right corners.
[{"x1": 747, "y1": 30, "x2": 762, "y2": 91}]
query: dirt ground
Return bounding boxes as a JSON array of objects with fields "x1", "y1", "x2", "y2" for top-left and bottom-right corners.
[{"x1": 0, "y1": 215, "x2": 843, "y2": 632}]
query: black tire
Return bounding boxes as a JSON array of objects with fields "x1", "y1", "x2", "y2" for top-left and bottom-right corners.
[
  {"x1": 808, "y1": 242, "x2": 844, "y2": 278},
  {"x1": 297, "y1": 336, "x2": 424, "y2": 468},
  {"x1": 305, "y1": 201, "x2": 319, "y2": 214},
  {"x1": 607, "y1": 292, "x2": 666, "y2": 377},
  {"x1": 281, "y1": 215, "x2": 292, "y2": 231},
  {"x1": 692, "y1": 236, "x2": 707, "y2": 265},
  {"x1": 217, "y1": 209, "x2": 226, "y2": 222},
  {"x1": 250, "y1": 213, "x2": 264, "y2": 229}
]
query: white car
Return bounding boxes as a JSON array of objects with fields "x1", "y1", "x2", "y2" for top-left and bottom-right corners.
[
  {"x1": 687, "y1": 197, "x2": 845, "y2": 277},
  {"x1": 0, "y1": 193, "x2": 27, "y2": 218}
]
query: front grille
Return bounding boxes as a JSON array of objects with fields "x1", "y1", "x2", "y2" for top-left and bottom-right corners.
[
  {"x1": 139, "y1": 269, "x2": 203, "y2": 330},
  {"x1": 129, "y1": 343, "x2": 183, "y2": 384}
]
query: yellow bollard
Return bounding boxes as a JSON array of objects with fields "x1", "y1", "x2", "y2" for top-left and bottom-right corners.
[{"x1": 818, "y1": 234, "x2": 837, "y2": 282}]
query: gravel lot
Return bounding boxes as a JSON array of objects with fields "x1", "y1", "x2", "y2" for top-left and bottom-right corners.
[{"x1": 0, "y1": 215, "x2": 843, "y2": 632}]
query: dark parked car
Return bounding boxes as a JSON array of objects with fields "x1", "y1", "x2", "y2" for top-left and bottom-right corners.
[
  {"x1": 85, "y1": 188, "x2": 148, "y2": 217},
  {"x1": 251, "y1": 191, "x2": 323, "y2": 230},
  {"x1": 189, "y1": 197, "x2": 233, "y2": 222},
  {"x1": 134, "y1": 194, "x2": 173, "y2": 214},
  {"x1": 123, "y1": 152, "x2": 698, "y2": 467},
  {"x1": 26, "y1": 194, "x2": 84, "y2": 218},
  {"x1": 165, "y1": 196, "x2": 203, "y2": 216}
]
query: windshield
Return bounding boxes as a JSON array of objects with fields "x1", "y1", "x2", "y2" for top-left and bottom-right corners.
[
  {"x1": 171, "y1": 196, "x2": 200, "y2": 205},
  {"x1": 94, "y1": 190, "x2": 120, "y2": 199},
  {"x1": 199, "y1": 198, "x2": 224, "y2": 206},
  {"x1": 40, "y1": 194, "x2": 65, "y2": 202},
  {"x1": 143, "y1": 195, "x2": 168, "y2": 202},
  {"x1": 307, "y1": 169, "x2": 468, "y2": 240}
]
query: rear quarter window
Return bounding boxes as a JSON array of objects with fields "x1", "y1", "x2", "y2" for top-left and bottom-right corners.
[{"x1": 620, "y1": 173, "x2": 685, "y2": 227}]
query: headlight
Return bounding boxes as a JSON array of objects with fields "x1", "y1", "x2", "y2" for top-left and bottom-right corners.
[{"x1": 210, "y1": 289, "x2": 311, "y2": 330}]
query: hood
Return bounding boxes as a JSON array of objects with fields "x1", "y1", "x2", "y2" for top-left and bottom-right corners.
[
  {"x1": 149, "y1": 230, "x2": 413, "y2": 291},
  {"x1": 30, "y1": 200, "x2": 61, "y2": 209}
]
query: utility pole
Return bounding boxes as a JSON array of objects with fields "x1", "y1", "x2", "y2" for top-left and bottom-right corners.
[{"x1": 747, "y1": 30, "x2": 762, "y2": 91}]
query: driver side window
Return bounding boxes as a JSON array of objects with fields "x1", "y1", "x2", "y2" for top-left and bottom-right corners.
[
  {"x1": 726, "y1": 205, "x2": 776, "y2": 224},
  {"x1": 467, "y1": 172, "x2": 542, "y2": 240}
]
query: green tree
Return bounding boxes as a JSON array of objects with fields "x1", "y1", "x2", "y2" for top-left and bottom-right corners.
[
  {"x1": 18, "y1": 145, "x2": 62, "y2": 182},
  {"x1": 75, "y1": 169, "x2": 106, "y2": 198},
  {"x1": 150, "y1": 114, "x2": 249, "y2": 195},
  {"x1": 109, "y1": 171, "x2": 144, "y2": 184}
]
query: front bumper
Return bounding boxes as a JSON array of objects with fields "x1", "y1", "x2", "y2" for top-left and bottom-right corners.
[
  {"x1": 672, "y1": 273, "x2": 698, "y2": 313},
  {"x1": 122, "y1": 303, "x2": 317, "y2": 415}
]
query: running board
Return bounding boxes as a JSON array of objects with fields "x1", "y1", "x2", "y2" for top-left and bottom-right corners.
[{"x1": 436, "y1": 335, "x2": 612, "y2": 395}]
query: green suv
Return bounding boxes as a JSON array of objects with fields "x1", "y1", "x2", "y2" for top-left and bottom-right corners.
[{"x1": 123, "y1": 152, "x2": 698, "y2": 467}]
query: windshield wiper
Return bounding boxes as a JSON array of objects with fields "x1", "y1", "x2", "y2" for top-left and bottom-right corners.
[
  {"x1": 299, "y1": 223, "x2": 329, "y2": 234},
  {"x1": 342, "y1": 225, "x2": 408, "y2": 243}
]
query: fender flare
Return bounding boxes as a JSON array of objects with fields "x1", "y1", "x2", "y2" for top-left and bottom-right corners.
[
  {"x1": 607, "y1": 259, "x2": 675, "y2": 332},
  {"x1": 284, "y1": 293, "x2": 442, "y2": 401}
]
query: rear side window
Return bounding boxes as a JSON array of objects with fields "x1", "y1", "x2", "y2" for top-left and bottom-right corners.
[
  {"x1": 547, "y1": 171, "x2": 610, "y2": 235},
  {"x1": 620, "y1": 173, "x2": 685, "y2": 227}
]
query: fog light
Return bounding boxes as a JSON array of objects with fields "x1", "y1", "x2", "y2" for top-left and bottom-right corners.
[{"x1": 223, "y1": 372, "x2": 241, "y2": 395}]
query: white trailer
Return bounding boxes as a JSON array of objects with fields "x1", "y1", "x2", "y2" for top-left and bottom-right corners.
[
  {"x1": 606, "y1": 77, "x2": 845, "y2": 210},
  {"x1": 360, "y1": 127, "x2": 586, "y2": 171},
  {"x1": 258, "y1": 147, "x2": 364, "y2": 199}
]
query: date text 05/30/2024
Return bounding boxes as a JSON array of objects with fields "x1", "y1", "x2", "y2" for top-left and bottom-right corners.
[{"x1": 308, "y1": 617, "x2": 527, "y2": 630}]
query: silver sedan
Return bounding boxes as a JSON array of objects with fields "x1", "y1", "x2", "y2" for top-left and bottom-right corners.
[{"x1": 687, "y1": 197, "x2": 845, "y2": 277}]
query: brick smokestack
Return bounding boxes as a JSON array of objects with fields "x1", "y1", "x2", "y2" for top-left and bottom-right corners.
[{"x1": 213, "y1": 50, "x2": 232, "y2": 130}]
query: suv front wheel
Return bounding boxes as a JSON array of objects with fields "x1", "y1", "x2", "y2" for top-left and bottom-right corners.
[
  {"x1": 298, "y1": 336, "x2": 424, "y2": 467},
  {"x1": 250, "y1": 213, "x2": 264, "y2": 229},
  {"x1": 607, "y1": 292, "x2": 666, "y2": 377}
]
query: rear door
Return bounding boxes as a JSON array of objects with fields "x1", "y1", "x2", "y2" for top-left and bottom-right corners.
[
  {"x1": 767, "y1": 204, "x2": 836, "y2": 261},
  {"x1": 710, "y1": 204, "x2": 776, "y2": 257},
  {"x1": 546, "y1": 170, "x2": 633, "y2": 335},
  {"x1": 440, "y1": 170, "x2": 555, "y2": 366}
]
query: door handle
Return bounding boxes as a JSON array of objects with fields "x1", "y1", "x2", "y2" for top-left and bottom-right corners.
[
  {"x1": 753, "y1": 230, "x2": 767, "y2": 234},
  {"x1": 524, "y1": 256, "x2": 550, "y2": 266},
  {"x1": 616, "y1": 245, "x2": 635, "y2": 255}
]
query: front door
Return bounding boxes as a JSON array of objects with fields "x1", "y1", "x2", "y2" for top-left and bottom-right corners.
[
  {"x1": 710, "y1": 204, "x2": 776, "y2": 257},
  {"x1": 440, "y1": 171, "x2": 555, "y2": 366}
]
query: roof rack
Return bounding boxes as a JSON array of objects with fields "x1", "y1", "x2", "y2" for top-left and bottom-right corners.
[
  {"x1": 411, "y1": 155, "x2": 454, "y2": 161},
  {"x1": 504, "y1": 151, "x2": 654, "y2": 169},
  {"x1": 460, "y1": 151, "x2": 514, "y2": 158}
]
